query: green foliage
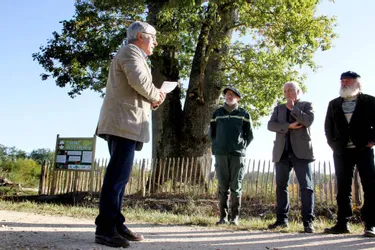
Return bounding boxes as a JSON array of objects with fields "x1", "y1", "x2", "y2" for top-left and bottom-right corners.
[
  {"x1": 0, "y1": 144, "x2": 51, "y2": 187},
  {"x1": 32, "y1": 0, "x2": 146, "y2": 97},
  {"x1": 0, "y1": 144, "x2": 28, "y2": 163},
  {"x1": 29, "y1": 148, "x2": 54, "y2": 164},
  {"x1": 1, "y1": 159, "x2": 41, "y2": 187},
  {"x1": 33, "y1": 0, "x2": 337, "y2": 125}
]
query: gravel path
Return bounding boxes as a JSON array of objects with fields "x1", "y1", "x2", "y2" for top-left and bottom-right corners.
[{"x1": 0, "y1": 210, "x2": 374, "y2": 250}]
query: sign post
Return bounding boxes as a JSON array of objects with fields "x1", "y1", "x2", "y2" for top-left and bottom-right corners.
[
  {"x1": 54, "y1": 135, "x2": 96, "y2": 171},
  {"x1": 51, "y1": 134, "x2": 96, "y2": 195}
]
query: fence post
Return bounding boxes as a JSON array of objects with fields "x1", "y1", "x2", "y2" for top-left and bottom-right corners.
[
  {"x1": 353, "y1": 166, "x2": 361, "y2": 206},
  {"x1": 329, "y1": 161, "x2": 334, "y2": 206},
  {"x1": 244, "y1": 159, "x2": 251, "y2": 201},
  {"x1": 38, "y1": 160, "x2": 47, "y2": 195},
  {"x1": 157, "y1": 159, "x2": 163, "y2": 193},
  {"x1": 262, "y1": 160, "x2": 267, "y2": 203},
  {"x1": 324, "y1": 161, "x2": 328, "y2": 206},
  {"x1": 189, "y1": 157, "x2": 194, "y2": 195},
  {"x1": 318, "y1": 161, "x2": 322, "y2": 205},
  {"x1": 265, "y1": 160, "x2": 271, "y2": 204},
  {"x1": 170, "y1": 158, "x2": 175, "y2": 193},
  {"x1": 291, "y1": 170, "x2": 295, "y2": 206},
  {"x1": 255, "y1": 160, "x2": 261, "y2": 202},
  {"x1": 270, "y1": 163, "x2": 275, "y2": 204},
  {"x1": 141, "y1": 159, "x2": 146, "y2": 197}
]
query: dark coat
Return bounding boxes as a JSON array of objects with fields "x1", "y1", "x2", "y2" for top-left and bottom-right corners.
[{"x1": 324, "y1": 93, "x2": 375, "y2": 155}]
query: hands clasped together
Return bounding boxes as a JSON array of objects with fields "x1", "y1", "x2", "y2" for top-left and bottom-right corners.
[{"x1": 286, "y1": 98, "x2": 303, "y2": 130}]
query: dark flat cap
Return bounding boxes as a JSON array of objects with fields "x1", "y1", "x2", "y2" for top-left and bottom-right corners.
[
  {"x1": 223, "y1": 86, "x2": 241, "y2": 98},
  {"x1": 340, "y1": 71, "x2": 360, "y2": 79}
]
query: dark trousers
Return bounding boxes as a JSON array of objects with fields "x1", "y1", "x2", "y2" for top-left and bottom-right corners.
[
  {"x1": 95, "y1": 135, "x2": 136, "y2": 234},
  {"x1": 275, "y1": 152, "x2": 314, "y2": 224},
  {"x1": 215, "y1": 155, "x2": 245, "y2": 219},
  {"x1": 333, "y1": 147, "x2": 375, "y2": 227}
]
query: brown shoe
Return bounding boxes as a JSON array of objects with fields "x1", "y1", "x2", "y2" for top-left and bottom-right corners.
[
  {"x1": 95, "y1": 232, "x2": 130, "y2": 248},
  {"x1": 117, "y1": 224, "x2": 144, "y2": 241}
]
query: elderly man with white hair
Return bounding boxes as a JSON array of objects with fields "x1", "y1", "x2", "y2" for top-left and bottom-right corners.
[
  {"x1": 324, "y1": 71, "x2": 375, "y2": 237},
  {"x1": 267, "y1": 82, "x2": 315, "y2": 233},
  {"x1": 94, "y1": 21, "x2": 166, "y2": 248}
]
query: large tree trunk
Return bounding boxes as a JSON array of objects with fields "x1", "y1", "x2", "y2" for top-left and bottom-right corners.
[
  {"x1": 147, "y1": 1, "x2": 184, "y2": 192},
  {"x1": 147, "y1": 2, "x2": 238, "y2": 192},
  {"x1": 178, "y1": 4, "x2": 238, "y2": 183},
  {"x1": 181, "y1": 4, "x2": 237, "y2": 158},
  {"x1": 147, "y1": 1, "x2": 183, "y2": 159}
]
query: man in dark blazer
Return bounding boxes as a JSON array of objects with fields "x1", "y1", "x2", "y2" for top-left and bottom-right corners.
[
  {"x1": 324, "y1": 71, "x2": 375, "y2": 237},
  {"x1": 267, "y1": 82, "x2": 315, "y2": 233}
]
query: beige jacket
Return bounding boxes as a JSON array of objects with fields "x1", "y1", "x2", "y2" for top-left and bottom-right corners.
[{"x1": 96, "y1": 44, "x2": 160, "y2": 143}]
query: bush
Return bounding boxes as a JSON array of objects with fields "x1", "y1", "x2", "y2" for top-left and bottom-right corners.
[{"x1": 0, "y1": 159, "x2": 41, "y2": 188}]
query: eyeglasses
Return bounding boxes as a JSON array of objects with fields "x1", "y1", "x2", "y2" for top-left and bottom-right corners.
[{"x1": 141, "y1": 32, "x2": 157, "y2": 42}]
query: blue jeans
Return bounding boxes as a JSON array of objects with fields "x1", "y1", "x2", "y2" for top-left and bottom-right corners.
[
  {"x1": 95, "y1": 135, "x2": 136, "y2": 234},
  {"x1": 275, "y1": 152, "x2": 314, "y2": 224},
  {"x1": 333, "y1": 147, "x2": 375, "y2": 227}
]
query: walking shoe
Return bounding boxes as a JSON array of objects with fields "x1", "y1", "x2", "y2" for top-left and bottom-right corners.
[
  {"x1": 268, "y1": 221, "x2": 288, "y2": 230},
  {"x1": 364, "y1": 226, "x2": 375, "y2": 237},
  {"x1": 95, "y1": 232, "x2": 130, "y2": 248},
  {"x1": 216, "y1": 218, "x2": 229, "y2": 225},
  {"x1": 303, "y1": 222, "x2": 315, "y2": 233},
  {"x1": 324, "y1": 223, "x2": 350, "y2": 234},
  {"x1": 117, "y1": 224, "x2": 144, "y2": 241}
]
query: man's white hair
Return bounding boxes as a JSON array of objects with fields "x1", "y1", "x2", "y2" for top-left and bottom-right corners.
[
  {"x1": 283, "y1": 81, "x2": 300, "y2": 91},
  {"x1": 339, "y1": 77, "x2": 363, "y2": 98},
  {"x1": 127, "y1": 21, "x2": 156, "y2": 42},
  {"x1": 355, "y1": 78, "x2": 363, "y2": 91}
]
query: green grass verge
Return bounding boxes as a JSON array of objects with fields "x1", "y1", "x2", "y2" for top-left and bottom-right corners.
[{"x1": 0, "y1": 199, "x2": 365, "y2": 234}]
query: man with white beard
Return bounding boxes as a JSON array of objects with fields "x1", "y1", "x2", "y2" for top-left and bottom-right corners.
[{"x1": 324, "y1": 71, "x2": 375, "y2": 237}]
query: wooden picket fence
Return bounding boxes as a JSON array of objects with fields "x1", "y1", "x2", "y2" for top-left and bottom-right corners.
[{"x1": 38, "y1": 157, "x2": 363, "y2": 206}]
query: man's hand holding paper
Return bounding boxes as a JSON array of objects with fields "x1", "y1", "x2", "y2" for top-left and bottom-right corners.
[{"x1": 160, "y1": 81, "x2": 178, "y2": 93}]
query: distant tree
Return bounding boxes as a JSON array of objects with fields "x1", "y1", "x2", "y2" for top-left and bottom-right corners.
[
  {"x1": 0, "y1": 144, "x2": 27, "y2": 161},
  {"x1": 29, "y1": 148, "x2": 54, "y2": 164},
  {"x1": 0, "y1": 144, "x2": 7, "y2": 164}
]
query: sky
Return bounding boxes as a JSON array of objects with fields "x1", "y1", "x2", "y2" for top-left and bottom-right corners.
[{"x1": 1, "y1": 0, "x2": 375, "y2": 164}]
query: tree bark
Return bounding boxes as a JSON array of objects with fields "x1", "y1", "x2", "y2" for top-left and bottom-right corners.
[
  {"x1": 181, "y1": 4, "x2": 237, "y2": 156},
  {"x1": 147, "y1": 1, "x2": 183, "y2": 159},
  {"x1": 147, "y1": 2, "x2": 238, "y2": 191}
]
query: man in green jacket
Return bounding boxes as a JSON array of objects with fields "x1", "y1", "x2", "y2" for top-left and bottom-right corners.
[{"x1": 210, "y1": 87, "x2": 253, "y2": 225}]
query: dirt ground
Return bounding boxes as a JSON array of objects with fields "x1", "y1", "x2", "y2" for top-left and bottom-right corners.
[{"x1": 0, "y1": 210, "x2": 374, "y2": 250}]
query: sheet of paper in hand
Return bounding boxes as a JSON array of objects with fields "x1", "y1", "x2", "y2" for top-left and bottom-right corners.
[{"x1": 160, "y1": 81, "x2": 178, "y2": 93}]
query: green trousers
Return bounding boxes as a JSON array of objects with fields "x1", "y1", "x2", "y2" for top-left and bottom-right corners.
[{"x1": 215, "y1": 155, "x2": 245, "y2": 221}]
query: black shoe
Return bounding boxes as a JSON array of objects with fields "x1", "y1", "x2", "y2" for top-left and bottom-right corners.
[
  {"x1": 216, "y1": 218, "x2": 229, "y2": 225},
  {"x1": 95, "y1": 232, "x2": 130, "y2": 248},
  {"x1": 303, "y1": 222, "x2": 315, "y2": 233},
  {"x1": 117, "y1": 224, "x2": 144, "y2": 241},
  {"x1": 324, "y1": 223, "x2": 350, "y2": 234},
  {"x1": 364, "y1": 226, "x2": 375, "y2": 237},
  {"x1": 268, "y1": 221, "x2": 288, "y2": 230}
]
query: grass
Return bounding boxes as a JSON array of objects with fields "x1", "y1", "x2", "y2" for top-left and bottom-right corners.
[{"x1": 0, "y1": 199, "x2": 366, "y2": 234}]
